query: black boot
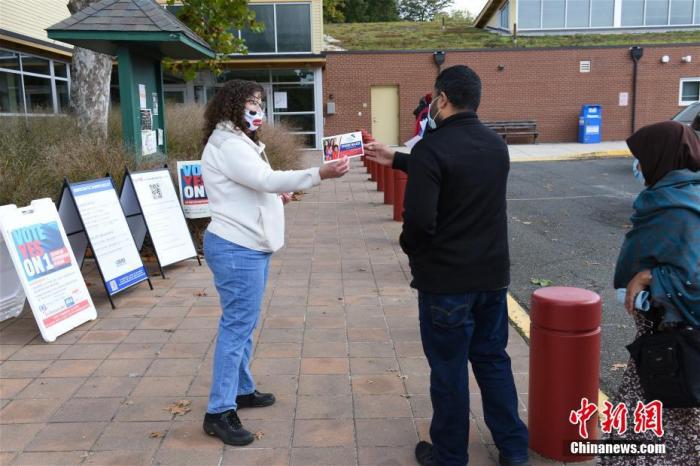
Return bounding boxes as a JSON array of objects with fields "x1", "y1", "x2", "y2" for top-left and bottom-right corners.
[
  {"x1": 415, "y1": 441, "x2": 437, "y2": 466},
  {"x1": 203, "y1": 409, "x2": 254, "y2": 446},
  {"x1": 236, "y1": 390, "x2": 276, "y2": 408}
]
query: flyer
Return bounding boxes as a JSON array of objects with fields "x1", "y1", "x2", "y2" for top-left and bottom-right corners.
[
  {"x1": 142, "y1": 130, "x2": 157, "y2": 156},
  {"x1": 322, "y1": 131, "x2": 364, "y2": 163},
  {"x1": 68, "y1": 178, "x2": 148, "y2": 295},
  {"x1": 0, "y1": 198, "x2": 96, "y2": 342},
  {"x1": 177, "y1": 161, "x2": 210, "y2": 219}
]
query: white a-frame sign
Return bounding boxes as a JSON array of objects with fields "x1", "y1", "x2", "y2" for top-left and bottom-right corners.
[
  {"x1": 119, "y1": 167, "x2": 200, "y2": 278},
  {"x1": 58, "y1": 176, "x2": 152, "y2": 309},
  {"x1": 0, "y1": 198, "x2": 97, "y2": 342}
]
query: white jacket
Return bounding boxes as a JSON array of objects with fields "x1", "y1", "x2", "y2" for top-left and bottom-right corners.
[{"x1": 201, "y1": 122, "x2": 321, "y2": 252}]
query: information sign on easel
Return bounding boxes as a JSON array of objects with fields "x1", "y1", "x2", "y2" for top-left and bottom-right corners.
[
  {"x1": 0, "y1": 198, "x2": 97, "y2": 342},
  {"x1": 57, "y1": 177, "x2": 152, "y2": 309},
  {"x1": 119, "y1": 167, "x2": 200, "y2": 278}
]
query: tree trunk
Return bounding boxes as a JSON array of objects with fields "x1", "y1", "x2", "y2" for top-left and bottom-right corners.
[{"x1": 67, "y1": 0, "x2": 112, "y2": 139}]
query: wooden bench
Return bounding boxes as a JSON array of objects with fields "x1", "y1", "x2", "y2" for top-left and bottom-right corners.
[{"x1": 484, "y1": 120, "x2": 538, "y2": 143}]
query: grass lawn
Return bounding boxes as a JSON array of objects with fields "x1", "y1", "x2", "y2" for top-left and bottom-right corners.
[{"x1": 324, "y1": 20, "x2": 700, "y2": 51}]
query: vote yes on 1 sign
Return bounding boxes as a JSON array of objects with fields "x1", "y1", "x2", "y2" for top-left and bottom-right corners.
[{"x1": 0, "y1": 198, "x2": 96, "y2": 342}]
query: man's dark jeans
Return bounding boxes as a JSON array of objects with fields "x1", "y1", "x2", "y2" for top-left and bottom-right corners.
[{"x1": 418, "y1": 289, "x2": 529, "y2": 466}]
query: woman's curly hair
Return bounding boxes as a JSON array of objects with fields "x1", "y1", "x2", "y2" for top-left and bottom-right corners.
[{"x1": 203, "y1": 79, "x2": 264, "y2": 146}]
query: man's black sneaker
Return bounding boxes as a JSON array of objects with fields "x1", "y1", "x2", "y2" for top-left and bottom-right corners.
[
  {"x1": 498, "y1": 453, "x2": 530, "y2": 466},
  {"x1": 203, "y1": 410, "x2": 254, "y2": 446},
  {"x1": 415, "y1": 441, "x2": 437, "y2": 466},
  {"x1": 236, "y1": 390, "x2": 276, "y2": 408}
]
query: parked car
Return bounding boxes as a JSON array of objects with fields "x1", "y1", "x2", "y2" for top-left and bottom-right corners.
[{"x1": 671, "y1": 101, "x2": 700, "y2": 137}]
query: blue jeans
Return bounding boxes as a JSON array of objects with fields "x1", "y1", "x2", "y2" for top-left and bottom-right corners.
[
  {"x1": 418, "y1": 289, "x2": 528, "y2": 466},
  {"x1": 204, "y1": 231, "x2": 271, "y2": 414}
]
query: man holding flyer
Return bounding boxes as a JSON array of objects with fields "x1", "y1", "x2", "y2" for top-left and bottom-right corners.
[{"x1": 365, "y1": 65, "x2": 529, "y2": 466}]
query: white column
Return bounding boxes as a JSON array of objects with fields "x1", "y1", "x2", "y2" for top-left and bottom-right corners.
[
  {"x1": 314, "y1": 66, "x2": 323, "y2": 150},
  {"x1": 614, "y1": 0, "x2": 623, "y2": 27}
]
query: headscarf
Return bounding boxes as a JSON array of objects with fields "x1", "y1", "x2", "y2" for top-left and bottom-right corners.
[{"x1": 626, "y1": 120, "x2": 700, "y2": 186}]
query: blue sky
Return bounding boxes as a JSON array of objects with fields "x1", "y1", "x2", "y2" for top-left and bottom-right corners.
[{"x1": 451, "y1": 0, "x2": 488, "y2": 15}]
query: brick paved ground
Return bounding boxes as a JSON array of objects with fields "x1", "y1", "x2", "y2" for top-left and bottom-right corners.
[{"x1": 0, "y1": 157, "x2": 594, "y2": 465}]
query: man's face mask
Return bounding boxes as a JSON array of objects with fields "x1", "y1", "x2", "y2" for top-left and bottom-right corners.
[
  {"x1": 426, "y1": 95, "x2": 442, "y2": 130},
  {"x1": 632, "y1": 159, "x2": 645, "y2": 186}
]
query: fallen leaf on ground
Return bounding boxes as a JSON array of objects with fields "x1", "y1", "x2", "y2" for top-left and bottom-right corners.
[
  {"x1": 611, "y1": 363, "x2": 627, "y2": 371},
  {"x1": 194, "y1": 291, "x2": 207, "y2": 297},
  {"x1": 397, "y1": 374, "x2": 408, "y2": 380},
  {"x1": 400, "y1": 394, "x2": 412, "y2": 399},
  {"x1": 530, "y1": 278, "x2": 553, "y2": 287},
  {"x1": 164, "y1": 400, "x2": 192, "y2": 416},
  {"x1": 367, "y1": 379, "x2": 375, "y2": 384},
  {"x1": 254, "y1": 431, "x2": 265, "y2": 440},
  {"x1": 150, "y1": 431, "x2": 164, "y2": 438}
]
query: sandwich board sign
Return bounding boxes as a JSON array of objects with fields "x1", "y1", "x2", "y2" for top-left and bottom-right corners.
[
  {"x1": 119, "y1": 167, "x2": 200, "y2": 278},
  {"x1": 0, "y1": 198, "x2": 97, "y2": 342},
  {"x1": 58, "y1": 177, "x2": 152, "y2": 308},
  {"x1": 176, "y1": 160, "x2": 210, "y2": 219},
  {"x1": 0, "y1": 234, "x2": 26, "y2": 322}
]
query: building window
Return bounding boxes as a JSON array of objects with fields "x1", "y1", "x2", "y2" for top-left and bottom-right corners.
[
  {"x1": 499, "y1": 1, "x2": 509, "y2": 29},
  {"x1": 590, "y1": 0, "x2": 615, "y2": 26},
  {"x1": 215, "y1": 68, "x2": 317, "y2": 147},
  {"x1": 519, "y1": 0, "x2": 699, "y2": 29},
  {"x1": 567, "y1": 0, "x2": 591, "y2": 28},
  {"x1": 0, "y1": 48, "x2": 70, "y2": 115},
  {"x1": 242, "y1": 5, "x2": 276, "y2": 53},
  {"x1": 240, "y1": 3, "x2": 311, "y2": 54},
  {"x1": 519, "y1": 0, "x2": 615, "y2": 29},
  {"x1": 622, "y1": 0, "x2": 700, "y2": 26},
  {"x1": 680, "y1": 78, "x2": 700, "y2": 105},
  {"x1": 671, "y1": 0, "x2": 694, "y2": 24},
  {"x1": 519, "y1": 0, "x2": 542, "y2": 29},
  {"x1": 542, "y1": 0, "x2": 566, "y2": 28}
]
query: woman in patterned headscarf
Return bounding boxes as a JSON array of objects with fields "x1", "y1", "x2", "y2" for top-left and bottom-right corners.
[{"x1": 600, "y1": 121, "x2": 700, "y2": 466}]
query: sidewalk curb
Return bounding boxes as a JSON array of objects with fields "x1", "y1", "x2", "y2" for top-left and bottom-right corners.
[
  {"x1": 507, "y1": 293, "x2": 609, "y2": 406},
  {"x1": 511, "y1": 149, "x2": 631, "y2": 163}
]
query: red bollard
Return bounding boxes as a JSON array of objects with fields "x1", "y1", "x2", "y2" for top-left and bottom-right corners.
[
  {"x1": 384, "y1": 165, "x2": 394, "y2": 205},
  {"x1": 377, "y1": 161, "x2": 385, "y2": 192},
  {"x1": 393, "y1": 170, "x2": 407, "y2": 221},
  {"x1": 529, "y1": 287, "x2": 601, "y2": 463},
  {"x1": 368, "y1": 160, "x2": 376, "y2": 181}
]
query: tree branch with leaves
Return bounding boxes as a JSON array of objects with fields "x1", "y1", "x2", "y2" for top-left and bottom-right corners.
[{"x1": 165, "y1": 0, "x2": 262, "y2": 81}]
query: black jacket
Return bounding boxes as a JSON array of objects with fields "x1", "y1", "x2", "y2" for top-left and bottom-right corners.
[{"x1": 392, "y1": 111, "x2": 510, "y2": 293}]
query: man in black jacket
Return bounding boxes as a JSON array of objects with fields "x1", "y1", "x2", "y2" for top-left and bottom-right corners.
[{"x1": 365, "y1": 65, "x2": 529, "y2": 466}]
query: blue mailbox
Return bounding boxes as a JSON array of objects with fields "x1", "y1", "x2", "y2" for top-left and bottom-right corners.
[{"x1": 578, "y1": 105, "x2": 602, "y2": 144}]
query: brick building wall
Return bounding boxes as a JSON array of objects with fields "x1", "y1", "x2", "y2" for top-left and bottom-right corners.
[{"x1": 322, "y1": 44, "x2": 700, "y2": 144}]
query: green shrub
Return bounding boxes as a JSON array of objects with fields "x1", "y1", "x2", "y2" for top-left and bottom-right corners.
[{"x1": 0, "y1": 105, "x2": 305, "y2": 249}]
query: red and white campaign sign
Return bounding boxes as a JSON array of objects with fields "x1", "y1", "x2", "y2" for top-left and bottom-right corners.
[{"x1": 0, "y1": 198, "x2": 97, "y2": 342}]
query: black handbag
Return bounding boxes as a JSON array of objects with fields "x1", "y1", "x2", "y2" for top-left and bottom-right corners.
[{"x1": 626, "y1": 317, "x2": 700, "y2": 409}]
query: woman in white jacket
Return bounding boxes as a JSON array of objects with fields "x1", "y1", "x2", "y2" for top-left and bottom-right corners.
[{"x1": 200, "y1": 80, "x2": 349, "y2": 446}]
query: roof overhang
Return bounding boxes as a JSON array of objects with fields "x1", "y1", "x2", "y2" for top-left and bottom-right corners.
[
  {"x1": 46, "y1": 30, "x2": 215, "y2": 59},
  {"x1": 475, "y1": 0, "x2": 508, "y2": 29},
  {"x1": 0, "y1": 29, "x2": 73, "y2": 58},
  {"x1": 219, "y1": 54, "x2": 326, "y2": 66}
]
